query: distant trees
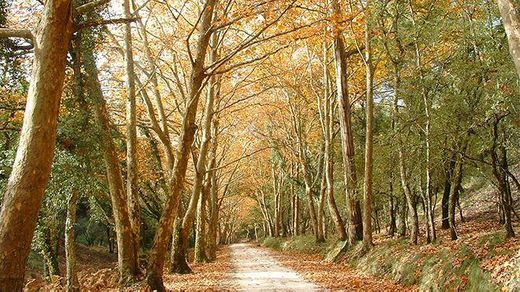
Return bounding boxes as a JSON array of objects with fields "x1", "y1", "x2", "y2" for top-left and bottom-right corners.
[{"x1": 249, "y1": 0, "x2": 519, "y2": 250}]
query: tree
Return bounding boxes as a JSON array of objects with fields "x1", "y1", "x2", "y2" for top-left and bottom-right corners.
[
  {"x1": 362, "y1": 0, "x2": 374, "y2": 250},
  {"x1": 123, "y1": 0, "x2": 141, "y2": 252},
  {"x1": 497, "y1": 0, "x2": 520, "y2": 78},
  {"x1": 330, "y1": 0, "x2": 363, "y2": 243},
  {"x1": 146, "y1": 1, "x2": 217, "y2": 289},
  {"x1": 0, "y1": 1, "x2": 73, "y2": 289},
  {"x1": 81, "y1": 29, "x2": 139, "y2": 282}
]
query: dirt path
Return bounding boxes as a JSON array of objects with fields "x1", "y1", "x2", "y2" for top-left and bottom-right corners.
[{"x1": 230, "y1": 243, "x2": 321, "y2": 291}]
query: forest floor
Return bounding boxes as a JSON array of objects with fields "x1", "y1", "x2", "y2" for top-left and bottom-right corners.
[
  {"x1": 246, "y1": 244, "x2": 411, "y2": 291},
  {"x1": 230, "y1": 243, "x2": 320, "y2": 290},
  {"x1": 25, "y1": 242, "x2": 412, "y2": 291}
]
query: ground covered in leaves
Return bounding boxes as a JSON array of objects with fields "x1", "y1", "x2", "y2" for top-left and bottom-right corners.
[
  {"x1": 164, "y1": 247, "x2": 237, "y2": 291},
  {"x1": 24, "y1": 246, "x2": 237, "y2": 291},
  {"x1": 261, "y1": 245, "x2": 413, "y2": 291}
]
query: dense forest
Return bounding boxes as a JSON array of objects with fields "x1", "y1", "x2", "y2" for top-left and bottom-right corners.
[{"x1": 0, "y1": 0, "x2": 519, "y2": 291}]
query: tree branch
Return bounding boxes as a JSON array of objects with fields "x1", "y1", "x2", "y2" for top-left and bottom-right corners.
[
  {"x1": 75, "y1": 0, "x2": 111, "y2": 15},
  {"x1": 0, "y1": 29, "x2": 34, "y2": 42},
  {"x1": 75, "y1": 17, "x2": 139, "y2": 31}
]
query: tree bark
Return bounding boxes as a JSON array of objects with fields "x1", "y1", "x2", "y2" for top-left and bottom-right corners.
[
  {"x1": 170, "y1": 37, "x2": 218, "y2": 273},
  {"x1": 449, "y1": 137, "x2": 468, "y2": 240},
  {"x1": 0, "y1": 1, "x2": 73, "y2": 290},
  {"x1": 288, "y1": 95, "x2": 323, "y2": 242},
  {"x1": 146, "y1": 1, "x2": 216, "y2": 289},
  {"x1": 362, "y1": 5, "x2": 374, "y2": 250},
  {"x1": 83, "y1": 35, "x2": 139, "y2": 284},
  {"x1": 65, "y1": 189, "x2": 80, "y2": 292},
  {"x1": 497, "y1": 0, "x2": 520, "y2": 78},
  {"x1": 490, "y1": 117, "x2": 515, "y2": 238},
  {"x1": 194, "y1": 176, "x2": 210, "y2": 263},
  {"x1": 207, "y1": 121, "x2": 220, "y2": 261},
  {"x1": 387, "y1": 194, "x2": 397, "y2": 237},
  {"x1": 123, "y1": 0, "x2": 141, "y2": 252},
  {"x1": 408, "y1": 1, "x2": 436, "y2": 242},
  {"x1": 330, "y1": 0, "x2": 363, "y2": 244},
  {"x1": 442, "y1": 153, "x2": 456, "y2": 229},
  {"x1": 398, "y1": 141, "x2": 418, "y2": 245}
]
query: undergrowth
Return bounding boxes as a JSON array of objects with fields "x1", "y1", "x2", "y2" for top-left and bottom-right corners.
[{"x1": 262, "y1": 232, "x2": 511, "y2": 291}]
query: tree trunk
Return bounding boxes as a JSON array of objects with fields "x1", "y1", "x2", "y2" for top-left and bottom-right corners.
[
  {"x1": 83, "y1": 35, "x2": 139, "y2": 284},
  {"x1": 399, "y1": 147, "x2": 418, "y2": 245},
  {"x1": 146, "y1": 1, "x2": 216, "y2": 289},
  {"x1": 0, "y1": 1, "x2": 73, "y2": 289},
  {"x1": 408, "y1": 1, "x2": 436, "y2": 243},
  {"x1": 41, "y1": 227, "x2": 60, "y2": 278},
  {"x1": 362, "y1": 7, "x2": 374, "y2": 250},
  {"x1": 330, "y1": 0, "x2": 363, "y2": 244},
  {"x1": 272, "y1": 164, "x2": 283, "y2": 237},
  {"x1": 123, "y1": 0, "x2": 140, "y2": 252},
  {"x1": 293, "y1": 194, "x2": 300, "y2": 236},
  {"x1": 398, "y1": 197, "x2": 407, "y2": 237},
  {"x1": 207, "y1": 145, "x2": 219, "y2": 261},
  {"x1": 500, "y1": 145, "x2": 515, "y2": 238},
  {"x1": 194, "y1": 177, "x2": 210, "y2": 263},
  {"x1": 199, "y1": 121, "x2": 219, "y2": 262},
  {"x1": 288, "y1": 91, "x2": 322, "y2": 242},
  {"x1": 497, "y1": 0, "x2": 520, "y2": 78},
  {"x1": 442, "y1": 154, "x2": 456, "y2": 229},
  {"x1": 317, "y1": 160, "x2": 326, "y2": 240},
  {"x1": 449, "y1": 138, "x2": 468, "y2": 241},
  {"x1": 490, "y1": 117, "x2": 515, "y2": 238},
  {"x1": 169, "y1": 218, "x2": 192, "y2": 274},
  {"x1": 392, "y1": 65, "x2": 418, "y2": 245},
  {"x1": 65, "y1": 189, "x2": 80, "y2": 292},
  {"x1": 170, "y1": 33, "x2": 218, "y2": 273},
  {"x1": 387, "y1": 188, "x2": 397, "y2": 237}
]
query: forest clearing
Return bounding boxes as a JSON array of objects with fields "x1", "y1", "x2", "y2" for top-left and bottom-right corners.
[{"x1": 1, "y1": 0, "x2": 520, "y2": 291}]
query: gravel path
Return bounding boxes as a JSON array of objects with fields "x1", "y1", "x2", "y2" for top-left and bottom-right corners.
[{"x1": 230, "y1": 243, "x2": 322, "y2": 291}]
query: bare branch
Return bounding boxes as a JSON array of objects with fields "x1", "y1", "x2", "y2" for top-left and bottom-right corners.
[
  {"x1": 0, "y1": 29, "x2": 34, "y2": 42},
  {"x1": 75, "y1": 17, "x2": 139, "y2": 31},
  {"x1": 75, "y1": 0, "x2": 111, "y2": 15}
]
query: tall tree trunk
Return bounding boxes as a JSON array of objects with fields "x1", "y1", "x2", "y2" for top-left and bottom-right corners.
[
  {"x1": 398, "y1": 143, "x2": 418, "y2": 245},
  {"x1": 41, "y1": 227, "x2": 60, "y2": 278},
  {"x1": 391, "y1": 60, "x2": 418, "y2": 245},
  {"x1": 449, "y1": 137, "x2": 468, "y2": 240},
  {"x1": 387, "y1": 194, "x2": 397, "y2": 237},
  {"x1": 362, "y1": 5, "x2": 374, "y2": 250},
  {"x1": 442, "y1": 154, "x2": 456, "y2": 229},
  {"x1": 398, "y1": 197, "x2": 407, "y2": 237},
  {"x1": 317, "y1": 160, "x2": 326, "y2": 240},
  {"x1": 65, "y1": 189, "x2": 80, "y2": 292},
  {"x1": 146, "y1": 1, "x2": 216, "y2": 289},
  {"x1": 289, "y1": 100, "x2": 323, "y2": 242},
  {"x1": 490, "y1": 117, "x2": 515, "y2": 238},
  {"x1": 0, "y1": 1, "x2": 73, "y2": 289},
  {"x1": 293, "y1": 194, "x2": 300, "y2": 236},
  {"x1": 83, "y1": 35, "x2": 139, "y2": 284},
  {"x1": 207, "y1": 129, "x2": 219, "y2": 261},
  {"x1": 331, "y1": 0, "x2": 363, "y2": 244},
  {"x1": 170, "y1": 36, "x2": 218, "y2": 273},
  {"x1": 194, "y1": 177, "x2": 210, "y2": 263},
  {"x1": 325, "y1": 142, "x2": 347, "y2": 240},
  {"x1": 272, "y1": 164, "x2": 283, "y2": 237},
  {"x1": 500, "y1": 146, "x2": 515, "y2": 238},
  {"x1": 408, "y1": 1, "x2": 436, "y2": 242},
  {"x1": 497, "y1": 0, "x2": 520, "y2": 78},
  {"x1": 123, "y1": 0, "x2": 140, "y2": 252}
]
